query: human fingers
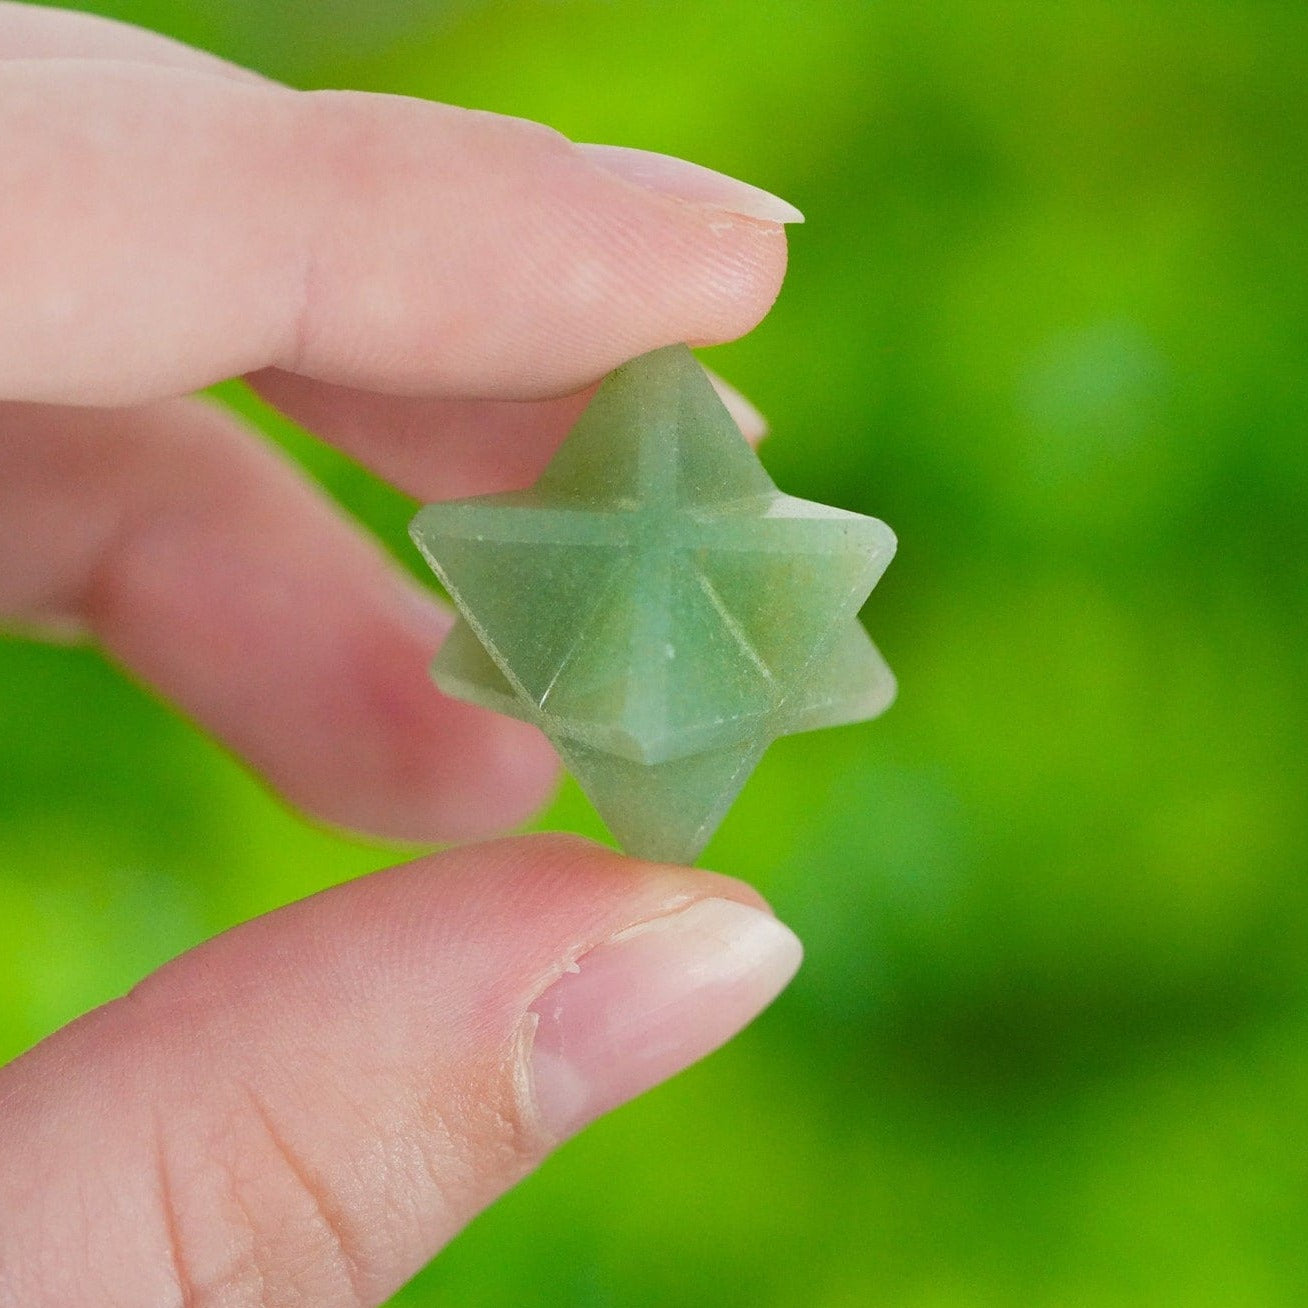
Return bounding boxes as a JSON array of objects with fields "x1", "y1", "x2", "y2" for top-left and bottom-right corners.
[
  {"x1": 0, "y1": 58, "x2": 795, "y2": 408},
  {"x1": 0, "y1": 2, "x2": 772, "y2": 496},
  {"x1": 0, "y1": 396, "x2": 558, "y2": 841},
  {"x1": 0, "y1": 836, "x2": 802, "y2": 1308}
]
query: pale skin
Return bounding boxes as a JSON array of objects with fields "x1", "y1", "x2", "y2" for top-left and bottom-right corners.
[{"x1": 0, "y1": 6, "x2": 809, "y2": 1306}]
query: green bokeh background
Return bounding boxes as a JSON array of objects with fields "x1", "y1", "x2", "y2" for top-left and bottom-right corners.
[{"x1": 4, "y1": 1, "x2": 1308, "y2": 1303}]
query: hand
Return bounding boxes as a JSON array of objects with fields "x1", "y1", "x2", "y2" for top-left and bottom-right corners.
[{"x1": 0, "y1": 6, "x2": 805, "y2": 1305}]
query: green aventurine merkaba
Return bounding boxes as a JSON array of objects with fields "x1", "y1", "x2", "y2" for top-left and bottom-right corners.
[{"x1": 410, "y1": 344, "x2": 897, "y2": 864}]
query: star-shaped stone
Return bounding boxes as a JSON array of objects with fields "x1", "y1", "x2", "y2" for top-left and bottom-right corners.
[{"x1": 410, "y1": 344, "x2": 897, "y2": 864}]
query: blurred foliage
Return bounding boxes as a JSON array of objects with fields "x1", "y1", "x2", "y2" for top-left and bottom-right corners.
[{"x1": 4, "y1": 0, "x2": 1308, "y2": 1303}]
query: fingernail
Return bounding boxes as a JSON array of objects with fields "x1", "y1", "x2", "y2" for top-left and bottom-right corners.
[
  {"x1": 528, "y1": 897, "x2": 803, "y2": 1138},
  {"x1": 577, "y1": 143, "x2": 805, "y2": 225},
  {"x1": 704, "y1": 367, "x2": 769, "y2": 443}
]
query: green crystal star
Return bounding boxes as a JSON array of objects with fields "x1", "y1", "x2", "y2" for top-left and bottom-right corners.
[{"x1": 410, "y1": 344, "x2": 897, "y2": 864}]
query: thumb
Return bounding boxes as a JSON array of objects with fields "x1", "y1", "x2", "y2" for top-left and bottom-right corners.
[{"x1": 0, "y1": 836, "x2": 801, "y2": 1308}]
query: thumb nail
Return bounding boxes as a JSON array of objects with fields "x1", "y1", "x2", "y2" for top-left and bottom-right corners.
[
  {"x1": 577, "y1": 143, "x2": 805, "y2": 225},
  {"x1": 528, "y1": 897, "x2": 803, "y2": 1139}
]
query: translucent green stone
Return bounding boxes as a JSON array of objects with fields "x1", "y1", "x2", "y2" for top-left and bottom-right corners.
[{"x1": 410, "y1": 344, "x2": 897, "y2": 864}]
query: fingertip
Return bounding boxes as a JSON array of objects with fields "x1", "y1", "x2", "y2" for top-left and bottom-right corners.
[
  {"x1": 526, "y1": 894, "x2": 802, "y2": 1138},
  {"x1": 277, "y1": 593, "x2": 562, "y2": 844},
  {"x1": 286, "y1": 89, "x2": 794, "y2": 397},
  {"x1": 403, "y1": 709, "x2": 562, "y2": 844},
  {"x1": 366, "y1": 587, "x2": 563, "y2": 843}
]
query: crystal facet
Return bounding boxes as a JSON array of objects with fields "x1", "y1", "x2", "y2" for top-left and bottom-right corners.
[{"x1": 410, "y1": 344, "x2": 897, "y2": 864}]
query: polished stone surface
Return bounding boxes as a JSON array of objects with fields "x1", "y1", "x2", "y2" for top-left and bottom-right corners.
[{"x1": 411, "y1": 344, "x2": 897, "y2": 863}]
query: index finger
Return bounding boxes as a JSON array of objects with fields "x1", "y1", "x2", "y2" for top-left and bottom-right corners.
[{"x1": 0, "y1": 59, "x2": 794, "y2": 408}]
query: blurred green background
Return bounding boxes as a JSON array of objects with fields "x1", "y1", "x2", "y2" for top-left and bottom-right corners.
[{"x1": 4, "y1": 0, "x2": 1308, "y2": 1303}]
